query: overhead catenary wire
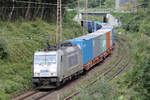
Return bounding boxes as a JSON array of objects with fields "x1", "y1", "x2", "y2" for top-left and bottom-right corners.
[
  {"x1": 1, "y1": 0, "x2": 105, "y2": 11},
  {"x1": 15, "y1": 0, "x2": 147, "y2": 8},
  {"x1": 15, "y1": 0, "x2": 76, "y2": 6},
  {"x1": 0, "y1": 1, "x2": 103, "y2": 9},
  {"x1": 15, "y1": 0, "x2": 58, "y2": 6},
  {"x1": 15, "y1": 0, "x2": 100, "y2": 5},
  {"x1": 0, "y1": 1, "x2": 73, "y2": 8},
  {"x1": 0, "y1": 7, "x2": 65, "y2": 8}
]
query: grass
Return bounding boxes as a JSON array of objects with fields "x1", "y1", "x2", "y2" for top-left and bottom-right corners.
[{"x1": 0, "y1": 18, "x2": 84, "y2": 100}]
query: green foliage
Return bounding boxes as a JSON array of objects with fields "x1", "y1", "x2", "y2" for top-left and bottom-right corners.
[
  {"x1": 113, "y1": 33, "x2": 150, "y2": 100},
  {"x1": 138, "y1": 0, "x2": 149, "y2": 8},
  {"x1": 80, "y1": 0, "x2": 106, "y2": 8},
  {"x1": 0, "y1": 39, "x2": 9, "y2": 59},
  {"x1": 64, "y1": 10, "x2": 77, "y2": 22},
  {"x1": 141, "y1": 56, "x2": 150, "y2": 93},
  {"x1": 104, "y1": 0, "x2": 115, "y2": 9},
  {"x1": 0, "y1": 89, "x2": 10, "y2": 100},
  {"x1": 113, "y1": 4, "x2": 150, "y2": 35},
  {"x1": 139, "y1": 17, "x2": 150, "y2": 35},
  {"x1": 88, "y1": 0, "x2": 104, "y2": 8},
  {"x1": 74, "y1": 79, "x2": 113, "y2": 100},
  {"x1": 126, "y1": 38, "x2": 150, "y2": 99}
]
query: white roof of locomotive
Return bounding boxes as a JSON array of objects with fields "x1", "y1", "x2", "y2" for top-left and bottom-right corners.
[{"x1": 34, "y1": 51, "x2": 56, "y2": 55}]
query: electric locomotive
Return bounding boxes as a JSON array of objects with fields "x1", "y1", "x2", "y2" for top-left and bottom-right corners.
[{"x1": 32, "y1": 42, "x2": 83, "y2": 87}]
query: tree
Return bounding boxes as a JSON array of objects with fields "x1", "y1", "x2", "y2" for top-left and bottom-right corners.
[{"x1": 0, "y1": 0, "x2": 77, "y2": 21}]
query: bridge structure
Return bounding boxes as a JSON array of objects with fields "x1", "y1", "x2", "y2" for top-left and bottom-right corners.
[
  {"x1": 80, "y1": 9, "x2": 111, "y2": 23},
  {"x1": 80, "y1": 9, "x2": 111, "y2": 16},
  {"x1": 78, "y1": 9, "x2": 122, "y2": 27},
  {"x1": 73, "y1": 8, "x2": 123, "y2": 27},
  {"x1": 81, "y1": 12, "x2": 108, "y2": 16},
  {"x1": 80, "y1": 9, "x2": 131, "y2": 16}
]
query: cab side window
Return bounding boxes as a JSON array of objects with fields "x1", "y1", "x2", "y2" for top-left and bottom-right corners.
[{"x1": 68, "y1": 54, "x2": 78, "y2": 67}]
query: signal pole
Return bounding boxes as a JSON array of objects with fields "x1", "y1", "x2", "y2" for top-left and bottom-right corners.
[
  {"x1": 78, "y1": 0, "x2": 80, "y2": 21},
  {"x1": 134, "y1": 0, "x2": 137, "y2": 13},
  {"x1": 85, "y1": 0, "x2": 88, "y2": 33},
  {"x1": 56, "y1": 0, "x2": 62, "y2": 44},
  {"x1": 100, "y1": 0, "x2": 101, "y2": 8},
  {"x1": 59, "y1": 0, "x2": 62, "y2": 42}
]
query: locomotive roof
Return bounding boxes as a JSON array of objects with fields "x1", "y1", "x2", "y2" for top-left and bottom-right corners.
[
  {"x1": 34, "y1": 51, "x2": 56, "y2": 55},
  {"x1": 67, "y1": 33, "x2": 98, "y2": 42}
]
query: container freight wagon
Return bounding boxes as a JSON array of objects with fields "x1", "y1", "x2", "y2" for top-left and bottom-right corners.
[
  {"x1": 93, "y1": 30, "x2": 112, "y2": 57},
  {"x1": 67, "y1": 32, "x2": 111, "y2": 70},
  {"x1": 67, "y1": 37, "x2": 93, "y2": 66},
  {"x1": 81, "y1": 20, "x2": 94, "y2": 33},
  {"x1": 67, "y1": 21, "x2": 114, "y2": 70},
  {"x1": 99, "y1": 30, "x2": 112, "y2": 47},
  {"x1": 101, "y1": 25, "x2": 114, "y2": 46},
  {"x1": 87, "y1": 33, "x2": 106, "y2": 59},
  {"x1": 94, "y1": 21, "x2": 104, "y2": 32},
  {"x1": 95, "y1": 25, "x2": 114, "y2": 47}
]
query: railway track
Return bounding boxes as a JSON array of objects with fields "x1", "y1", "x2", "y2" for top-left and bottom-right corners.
[
  {"x1": 14, "y1": 37, "x2": 129, "y2": 100},
  {"x1": 13, "y1": 89, "x2": 55, "y2": 100},
  {"x1": 64, "y1": 37, "x2": 130, "y2": 100}
]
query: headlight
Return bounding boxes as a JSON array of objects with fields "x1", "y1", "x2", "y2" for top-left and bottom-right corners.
[
  {"x1": 34, "y1": 72, "x2": 40, "y2": 77},
  {"x1": 51, "y1": 72, "x2": 57, "y2": 76}
]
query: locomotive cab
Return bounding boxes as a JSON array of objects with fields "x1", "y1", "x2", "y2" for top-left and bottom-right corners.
[
  {"x1": 32, "y1": 51, "x2": 60, "y2": 86},
  {"x1": 33, "y1": 51, "x2": 57, "y2": 77}
]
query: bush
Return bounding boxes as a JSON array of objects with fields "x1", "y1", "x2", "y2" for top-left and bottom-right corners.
[
  {"x1": 139, "y1": 18, "x2": 150, "y2": 35},
  {"x1": 114, "y1": 34, "x2": 150, "y2": 100},
  {"x1": 74, "y1": 79, "x2": 113, "y2": 100},
  {"x1": 0, "y1": 89, "x2": 10, "y2": 100}
]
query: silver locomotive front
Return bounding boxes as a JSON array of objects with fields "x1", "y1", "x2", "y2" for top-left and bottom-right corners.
[{"x1": 32, "y1": 51, "x2": 60, "y2": 86}]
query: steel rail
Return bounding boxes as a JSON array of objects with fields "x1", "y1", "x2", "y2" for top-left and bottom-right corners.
[{"x1": 13, "y1": 90, "x2": 39, "y2": 100}]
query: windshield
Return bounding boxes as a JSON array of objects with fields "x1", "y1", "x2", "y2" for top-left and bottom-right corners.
[{"x1": 34, "y1": 55, "x2": 56, "y2": 65}]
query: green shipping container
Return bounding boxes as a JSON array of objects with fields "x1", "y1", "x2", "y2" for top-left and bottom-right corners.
[
  {"x1": 88, "y1": 32, "x2": 107, "y2": 58},
  {"x1": 101, "y1": 33, "x2": 107, "y2": 53}
]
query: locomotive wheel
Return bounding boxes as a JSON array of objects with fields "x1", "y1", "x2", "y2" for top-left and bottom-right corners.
[
  {"x1": 56, "y1": 78, "x2": 61, "y2": 88},
  {"x1": 33, "y1": 83, "x2": 39, "y2": 87},
  {"x1": 56, "y1": 81, "x2": 60, "y2": 87}
]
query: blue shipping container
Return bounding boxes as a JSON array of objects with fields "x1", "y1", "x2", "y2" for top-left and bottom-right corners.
[
  {"x1": 94, "y1": 21, "x2": 100, "y2": 32},
  {"x1": 94, "y1": 21, "x2": 106, "y2": 32},
  {"x1": 67, "y1": 37, "x2": 93, "y2": 64},
  {"x1": 87, "y1": 33, "x2": 107, "y2": 59},
  {"x1": 88, "y1": 21, "x2": 93, "y2": 33},
  {"x1": 82, "y1": 20, "x2": 94, "y2": 33}
]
